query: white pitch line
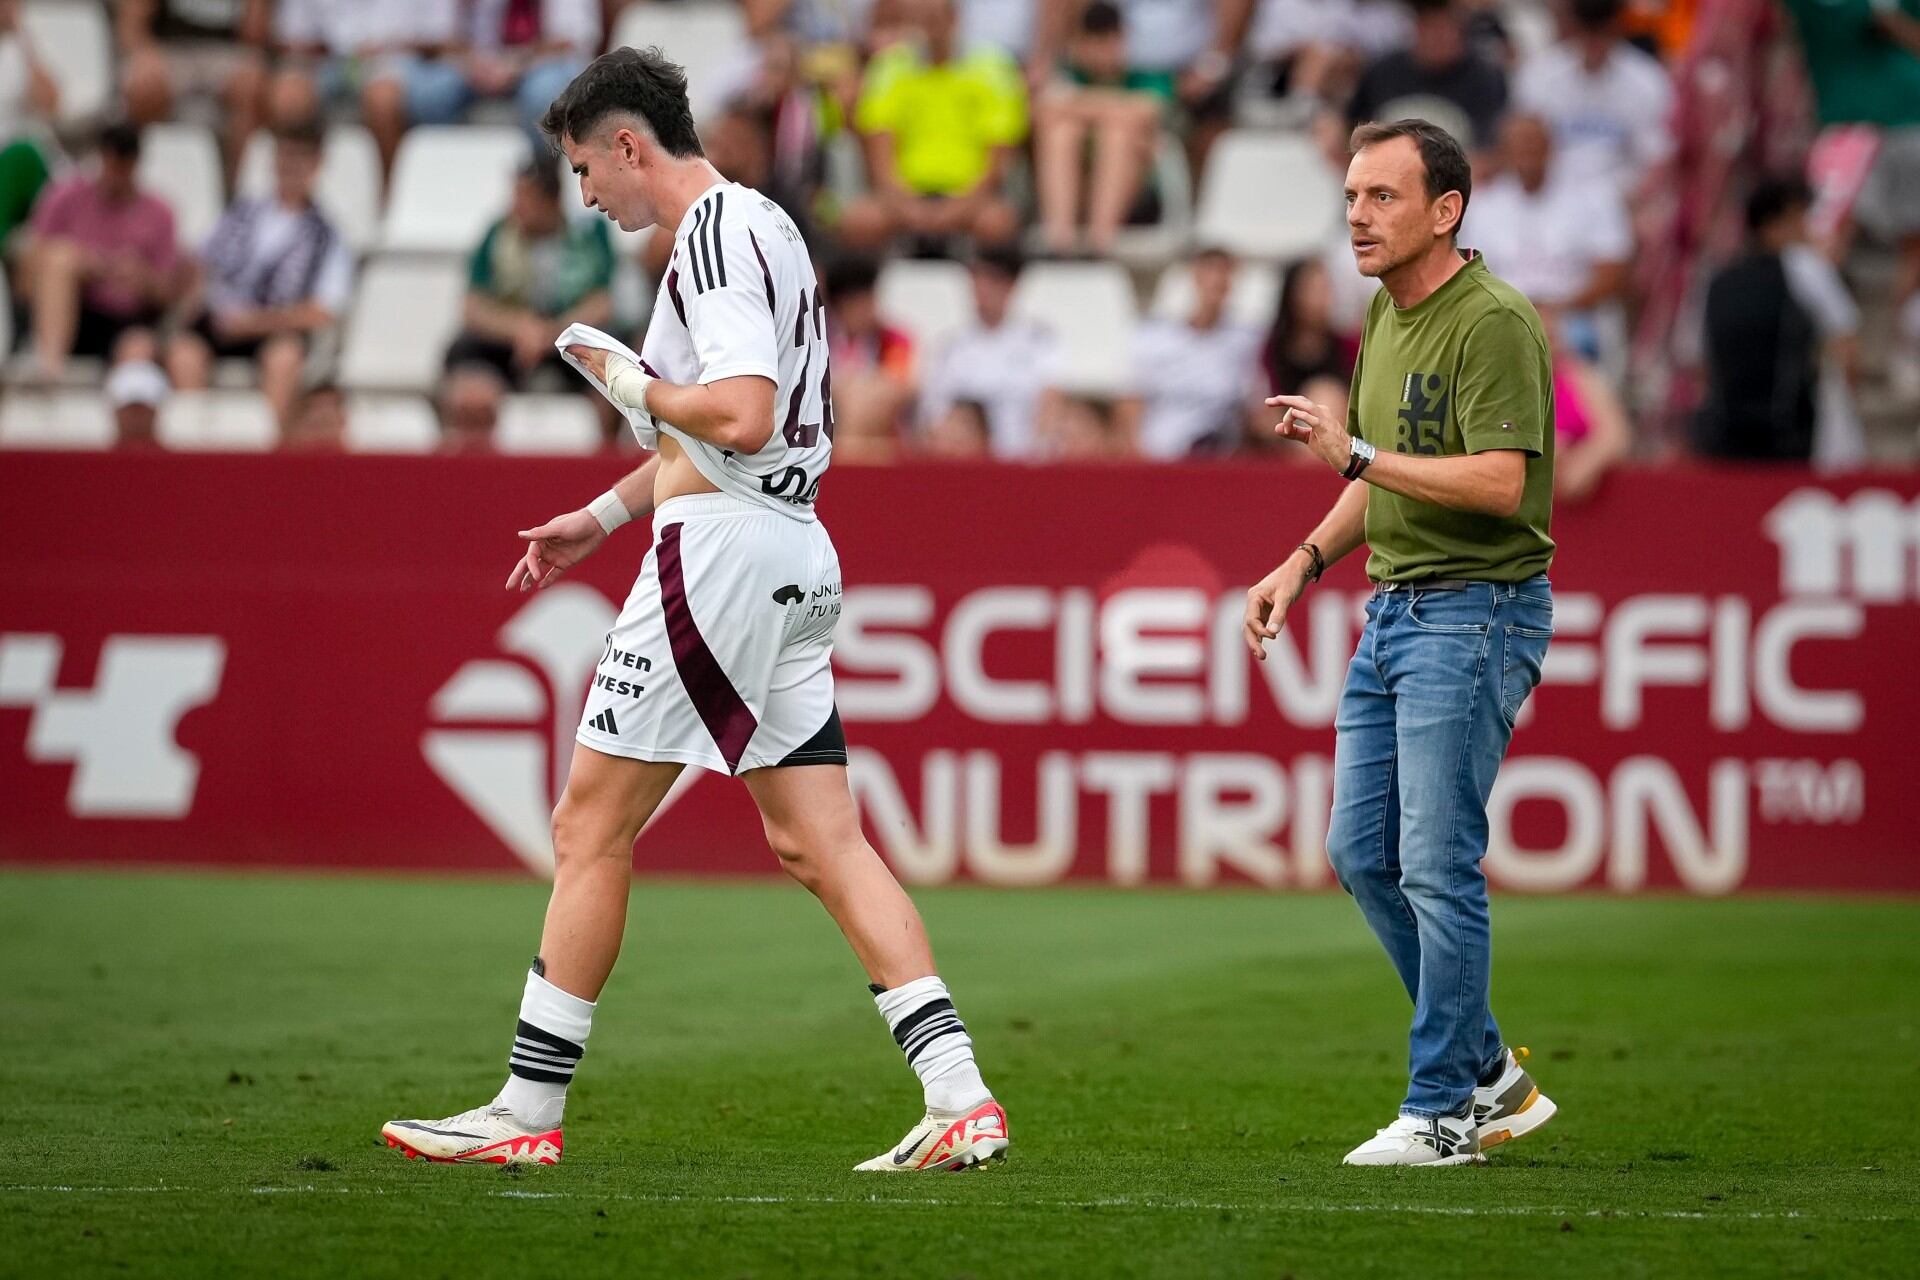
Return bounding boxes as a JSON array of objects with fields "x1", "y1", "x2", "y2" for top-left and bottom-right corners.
[{"x1": 0, "y1": 1184, "x2": 1906, "y2": 1222}]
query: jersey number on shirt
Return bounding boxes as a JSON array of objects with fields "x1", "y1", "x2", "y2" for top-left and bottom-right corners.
[{"x1": 764, "y1": 285, "x2": 834, "y2": 505}]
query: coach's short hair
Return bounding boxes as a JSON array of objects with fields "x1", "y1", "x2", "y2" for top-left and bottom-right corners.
[
  {"x1": 540, "y1": 46, "x2": 704, "y2": 158},
  {"x1": 1349, "y1": 118, "x2": 1472, "y2": 239}
]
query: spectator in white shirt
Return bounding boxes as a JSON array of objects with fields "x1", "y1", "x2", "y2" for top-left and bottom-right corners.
[
  {"x1": 1465, "y1": 111, "x2": 1630, "y2": 361},
  {"x1": 1512, "y1": 0, "x2": 1672, "y2": 198},
  {"x1": 395, "y1": 0, "x2": 602, "y2": 154},
  {"x1": 1115, "y1": 246, "x2": 1264, "y2": 458},
  {"x1": 166, "y1": 120, "x2": 355, "y2": 428},
  {"x1": 267, "y1": 0, "x2": 454, "y2": 176},
  {"x1": 917, "y1": 246, "x2": 1064, "y2": 458}
]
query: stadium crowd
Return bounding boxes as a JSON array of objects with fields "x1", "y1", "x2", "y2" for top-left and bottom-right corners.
[{"x1": 0, "y1": 0, "x2": 1915, "y2": 473}]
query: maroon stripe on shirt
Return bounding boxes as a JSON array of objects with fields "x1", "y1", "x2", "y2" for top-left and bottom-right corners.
[
  {"x1": 656, "y1": 522, "x2": 758, "y2": 772},
  {"x1": 748, "y1": 229, "x2": 776, "y2": 313},
  {"x1": 666, "y1": 266, "x2": 688, "y2": 329}
]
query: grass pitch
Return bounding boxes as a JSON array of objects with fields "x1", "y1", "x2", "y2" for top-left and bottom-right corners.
[{"x1": 1, "y1": 869, "x2": 1915, "y2": 1278}]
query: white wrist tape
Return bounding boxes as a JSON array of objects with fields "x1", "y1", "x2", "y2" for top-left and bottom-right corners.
[
  {"x1": 603, "y1": 351, "x2": 655, "y2": 415},
  {"x1": 587, "y1": 488, "x2": 631, "y2": 535}
]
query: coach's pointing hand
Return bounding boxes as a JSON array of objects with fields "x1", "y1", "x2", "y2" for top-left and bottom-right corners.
[
  {"x1": 507, "y1": 508, "x2": 608, "y2": 592},
  {"x1": 1266, "y1": 393, "x2": 1348, "y2": 472}
]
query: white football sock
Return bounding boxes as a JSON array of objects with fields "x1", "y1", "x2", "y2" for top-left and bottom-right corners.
[
  {"x1": 873, "y1": 975, "x2": 992, "y2": 1114},
  {"x1": 494, "y1": 966, "x2": 595, "y2": 1131}
]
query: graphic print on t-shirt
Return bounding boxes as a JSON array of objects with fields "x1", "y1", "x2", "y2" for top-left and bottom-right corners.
[{"x1": 1395, "y1": 370, "x2": 1452, "y2": 456}]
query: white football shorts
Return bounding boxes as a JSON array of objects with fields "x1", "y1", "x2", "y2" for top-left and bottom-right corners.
[{"x1": 576, "y1": 493, "x2": 846, "y2": 775}]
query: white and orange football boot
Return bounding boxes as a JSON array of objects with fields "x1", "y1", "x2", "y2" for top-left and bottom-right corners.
[
  {"x1": 381, "y1": 1103, "x2": 563, "y2": 1166},
  {"x1": 854, "y1": 1099, "x2": 1010, "y2": 1172}
]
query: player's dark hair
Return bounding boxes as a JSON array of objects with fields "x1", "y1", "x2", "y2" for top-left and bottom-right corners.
[
  {"x1": 1349, "y1": 117, "x2": 1472, "y2": 239},
  {"x1": 1079, "y1": 1, "x2": 1124, "y2": 35},
  {"x1": 825, "y1": 255, "x2": 882, "y2": 300},
  {"x1": 1745, "y1": 177, "x2": 1811, "y2": 234},
  {"x1": 98, "y1": 119, "x2": 142, "y2": 159},
  {"x1": 541, "y1": 46, "x2": 704, "y2": 158},
  {"x1": 1569, "y1": 0, "x2": 1626, "y2": 30}
]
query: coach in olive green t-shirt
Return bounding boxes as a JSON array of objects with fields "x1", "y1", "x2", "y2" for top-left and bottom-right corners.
[{"x1": 1243, "y1": 119, "x2": 1560, "y2": 1169}]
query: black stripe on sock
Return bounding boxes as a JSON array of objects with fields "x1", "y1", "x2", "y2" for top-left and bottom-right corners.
[
  {"x1": 510, "y1": 1043, "x2": 578, "y2": 1069},
  {"x1": 902, "y1": 1016, "x2": 967, "y2": 1064},
  {"x1": 890, "y1": 998, "x2": 956, "y2": 1051},
  {"x1": 515, "y1": 1018, "x2": 584, "y2": 1059},
  {"x1": 507, "y1": 1061, "x2": 575, "y2": 1084}
]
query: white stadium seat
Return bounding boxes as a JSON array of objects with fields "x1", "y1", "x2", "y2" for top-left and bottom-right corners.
[
  {"x1": 875, "y1": 259, "x2": 976, "y2": 360},
  {"x1": 495, "y1": 395, "x2": 603, "y2": 455},
  {"x1": 610, "y1": 3, "x2": 751, "y2": 122},
  {"x1": 1010, "y1": 261, "x2": 1137, "y2": 395},
  {"x1": 382, "y1": 126, "x2": 529, "y2": 253},
  {"x1": 239, "y1": 125, "x2": 383, "y2": 253},
  {"x1": 1151, "y1": 259, "x2": 1283, "y2": 330},
  {"x1": 0, "y1": 389, "x2": 115, "y2": 450},
  {"x1": 21, "y1": 1, "x2": 112, "y2": 125},
  {"x1": 156, "y1": 390, "x2": 279, "y2": 452},
  {"x1": 337, "y1": 257, "x2": 469, "y2": 392},
  {"x1": 138, "y1": 124, "x2": 224, "y2": 250},
  {"x1": 1194, "y1": 129, "x2": 1342, "y2": 263},
  {"x1": 345, "y1": 394, "x2": 441, "y2": 453}
]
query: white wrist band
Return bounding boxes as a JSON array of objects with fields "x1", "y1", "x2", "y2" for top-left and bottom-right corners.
[
  {"x1": 587, "y1": 488, "x2": 631, "y2": 535},
  {"x1": 603, "y1": 351, "x2": 655, "y2": 415}
]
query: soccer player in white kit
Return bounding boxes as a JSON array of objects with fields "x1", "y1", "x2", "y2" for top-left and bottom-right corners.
[{"x1": 381, "y1": 47, "x2": 1009, "y2": 1173}]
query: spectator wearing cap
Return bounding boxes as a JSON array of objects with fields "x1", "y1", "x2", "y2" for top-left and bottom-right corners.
[
  {"x1": 106, "y1": 370, "x2": 168, "y2": 450},
  {"x1": 1692, "y1": 179, "x2": 1861, "y2": 464},
  {"x1": 1115, "y1": 246, "x2": 1265, "y2": 458},
  {"x1": 918, "y1": 246, "x2": 1064, "y2": 457},
  {"x1": 439, "y1": 159, "x2": 615, "y2": 437},
  {"x1": 16, "y1": 122, "x2": 180, "y2": 382},
  {"x1": 1034, "y1": 0, "x2": 1165, "y2": 257},
  {"x1": 166, "y1": 119, "x2": 354, "y2": 428},
  {"x1": 842, "y1": 0, "x2": 1026, "y2": 251},
  {"x1": 1346, "y1": 0, "x2": 1507, "y2": 152},
  {"x1": 1511, "y1": 0, "x2": 1672, "y2": 200},
  {"x1": 1464, "y1": 112, "x2": 1629, "y2": 363}
]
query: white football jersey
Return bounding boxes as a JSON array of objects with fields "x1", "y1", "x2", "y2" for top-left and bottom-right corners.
[{"x1": 637, "y1": 182, "x2": 833, "y2": 521}]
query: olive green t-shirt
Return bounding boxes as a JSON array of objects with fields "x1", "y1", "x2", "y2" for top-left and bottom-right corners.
[{"x1": 1349, "y1": 252, "x2": 1556, "y2": 583}]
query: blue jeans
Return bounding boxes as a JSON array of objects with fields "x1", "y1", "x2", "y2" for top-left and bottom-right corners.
[
  {"x1": 398, "y1": 55, "x2": 585, "y2": 152},
  {"x1": 1326, "y1": 577, "x2": 1553, "y2": 1118}
]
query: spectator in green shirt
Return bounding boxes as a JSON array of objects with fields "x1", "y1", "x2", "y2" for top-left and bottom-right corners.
[
  {"x1": 1034, "y1": 0, "x2": 1167, "y2": 256},
  {"x1": 840, "y1": 0, "x2": 1025, "y2": 251},
  {"x1": 440, "y1": 159, "x2": 616, "y2": 437},
  {"x1": 1782, "y1": 0, "x2": 1920, "y2": 403}
]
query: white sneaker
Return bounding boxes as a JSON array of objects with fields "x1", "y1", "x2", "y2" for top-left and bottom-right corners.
[
  {"x1": 853, "y1": 1098, "x2": 1010, "y2": 1172},
  {"x1": 1343, "y1": 1113, "x2": 1483, "y2": 1167},
  {"x1": 381, "y1": 1102, "x2": 562, "y2": 1165},
  {"x1": 1473, "y1": 1045, "x2": 1558, "y2": 1151}
]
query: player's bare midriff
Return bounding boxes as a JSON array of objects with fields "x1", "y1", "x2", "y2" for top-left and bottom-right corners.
[{"x1": 653, "y1": 434, "x2": 722, "y2": 505}]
